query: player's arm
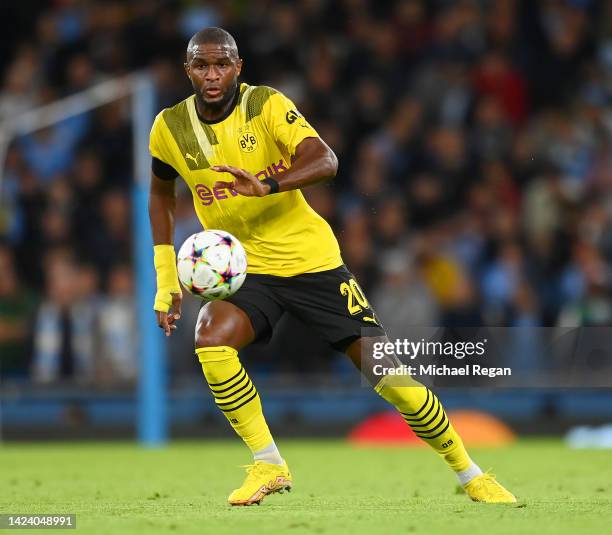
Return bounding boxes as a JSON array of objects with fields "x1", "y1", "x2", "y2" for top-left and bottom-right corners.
[
  {"x1": 279, "y1": 136, "x2": 338, "y2": 191},
  {"x1": 149, "y1": 158, "x2": 182, "y2": 336},
  {"x1": 212, "y1": 136, "x2": 337, "y2": 196}
]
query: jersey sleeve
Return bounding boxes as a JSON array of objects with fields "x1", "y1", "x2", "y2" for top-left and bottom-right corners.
[
  {"x1": 263, "y1": 91, "x2": 319, "y2": 157},
  {"x1": 149, "y1": 112, "x2": 176, "y2": 166},
  {"x1": 152, "y1": 157, "x2": 178, "y2": 180}
]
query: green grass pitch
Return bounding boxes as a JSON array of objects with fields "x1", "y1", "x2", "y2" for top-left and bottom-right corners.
[{"x1": 1, "y1": 439, "x2": 611, "y2": 534}]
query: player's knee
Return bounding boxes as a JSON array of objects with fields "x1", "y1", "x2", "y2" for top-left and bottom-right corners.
[
  {"x1": 194, "y1": 302, "x2": 250, "y2": 349},
  {"x1": 194, "y1": 324, "x2": 234, "y2": 349}
]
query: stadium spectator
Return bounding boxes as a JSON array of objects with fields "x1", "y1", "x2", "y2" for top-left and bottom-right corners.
[
  {"x1": 371, "y1": 247, "x2": 439, "y2": 339},
  {"x1": 97, "y1": 263, "x2": 137, "y2": 384},
  {"x1": 31, "y1": 253, "x2": 99, "y2": 384},
  {"x1": 0, "y1": 243, "x2": 38, "y2": 378}
]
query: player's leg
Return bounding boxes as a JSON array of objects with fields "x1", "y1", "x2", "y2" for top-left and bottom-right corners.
[
  {"x1": 275, "y1": 265, "x2": 515, "y2": 503},
  {"x1": 195, "y1": 300, "x2": 291, "y2": 505},
  {"x1": 345, "y1": 336, "x2": 475, "y2": 469},
  {"x1": 195, "y1": 300, "x2": 274, "y2": 458},
  {"x1": 345, "y1": 336, "x2": 515, "y2": 503}
]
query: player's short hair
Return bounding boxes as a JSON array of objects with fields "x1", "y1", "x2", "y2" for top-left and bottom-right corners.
[{"x1": 187, "y1": 27, "x2": 239, "y2": 59}]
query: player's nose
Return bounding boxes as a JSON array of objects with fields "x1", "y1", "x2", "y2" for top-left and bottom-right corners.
[{"x1": 205, "y1": 65, "x2": 221, "y2": 81}]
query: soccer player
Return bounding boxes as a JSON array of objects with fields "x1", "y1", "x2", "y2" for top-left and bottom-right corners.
[{"x1": 149, "y1": 27, "x2": 516, "y2": 506}]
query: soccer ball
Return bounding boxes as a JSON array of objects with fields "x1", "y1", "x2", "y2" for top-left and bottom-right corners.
[{"x1": 176, "y1": 230, "x2": 247, "y2": 300}]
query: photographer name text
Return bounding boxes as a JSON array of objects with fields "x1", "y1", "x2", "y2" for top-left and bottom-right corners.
[{"x1": 373, "y1": 364, "x2": 511, "y2": 377}]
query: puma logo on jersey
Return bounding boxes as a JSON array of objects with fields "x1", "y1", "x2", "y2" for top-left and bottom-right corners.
[
  {"x1": 185, "y1": 152, "x2": 200, "y2": 165},
  {"x1": 362, "y1": 316, "x2": 378, "y2": 324}
]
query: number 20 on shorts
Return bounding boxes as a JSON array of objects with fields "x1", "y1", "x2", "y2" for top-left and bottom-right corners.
[{"x1": 339, "y1": 278, "x2": 369, "y2": 315}]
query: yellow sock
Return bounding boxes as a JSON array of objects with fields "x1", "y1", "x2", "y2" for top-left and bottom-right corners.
[
  {"x1": 196, "y1": 346, "x2": 273, "y2": 453},
  {"x1": 375, "y1": 376, "x2": 472, "y2": 472}
]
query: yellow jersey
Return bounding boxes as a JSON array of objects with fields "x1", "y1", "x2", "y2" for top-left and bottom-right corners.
[{"x1": 149, "y1": 83, "x2": 342, "y2": 277}]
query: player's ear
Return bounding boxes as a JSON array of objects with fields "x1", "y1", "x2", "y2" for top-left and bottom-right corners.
[
  {"x1": 235, "y1": 58, "x2": 243, "y2": 77},
  {"x1": 183, "y1": 62, "x2": 191, "y2": 79}
]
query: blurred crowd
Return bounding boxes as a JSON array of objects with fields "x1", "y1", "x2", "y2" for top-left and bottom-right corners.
[{"x1": 0, "y1": 0, "x2": 611, "y2": 383}]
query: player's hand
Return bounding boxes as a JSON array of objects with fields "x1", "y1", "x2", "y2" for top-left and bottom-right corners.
[
  {"x1": 211, "y1": 165, "x2": 271, "y2": 197},
  {"x1": 155, "y1": 292, "x2": 182, "y2": 337}
]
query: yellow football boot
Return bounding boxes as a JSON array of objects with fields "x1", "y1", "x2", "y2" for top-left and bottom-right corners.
[
  {"x1": 228, "y1": 461, "x2": 292, "y2": 506},
  {"x1": 463, "y1": 472, "x2": 517, "y2": 503}
]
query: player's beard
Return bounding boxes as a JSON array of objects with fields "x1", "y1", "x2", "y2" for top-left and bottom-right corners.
[{"x1": 195, "y1": 79, "x2": 238, "y2": 117}]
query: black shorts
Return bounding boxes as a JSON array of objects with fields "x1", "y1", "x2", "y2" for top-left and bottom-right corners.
[{"x1": 221, "y1": 265, "x2": 385, "y2": 351}]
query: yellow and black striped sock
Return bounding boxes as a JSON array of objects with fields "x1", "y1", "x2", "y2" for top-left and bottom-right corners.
[
  {"x1": 375, "y1": 377, "x2": 472, "y2": 472},
  {"x1": 196, "y1": 346, "x2": 274, "y2": 453}
]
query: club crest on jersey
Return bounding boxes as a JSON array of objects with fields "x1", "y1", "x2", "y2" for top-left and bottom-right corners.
[{"x1": 238, "y1": 132, "x2": 258, "y2": 153}]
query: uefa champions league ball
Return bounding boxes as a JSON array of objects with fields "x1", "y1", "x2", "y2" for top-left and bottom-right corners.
[{"x1": 176, "y1": 230, "x2": 247, "y2": 300}]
